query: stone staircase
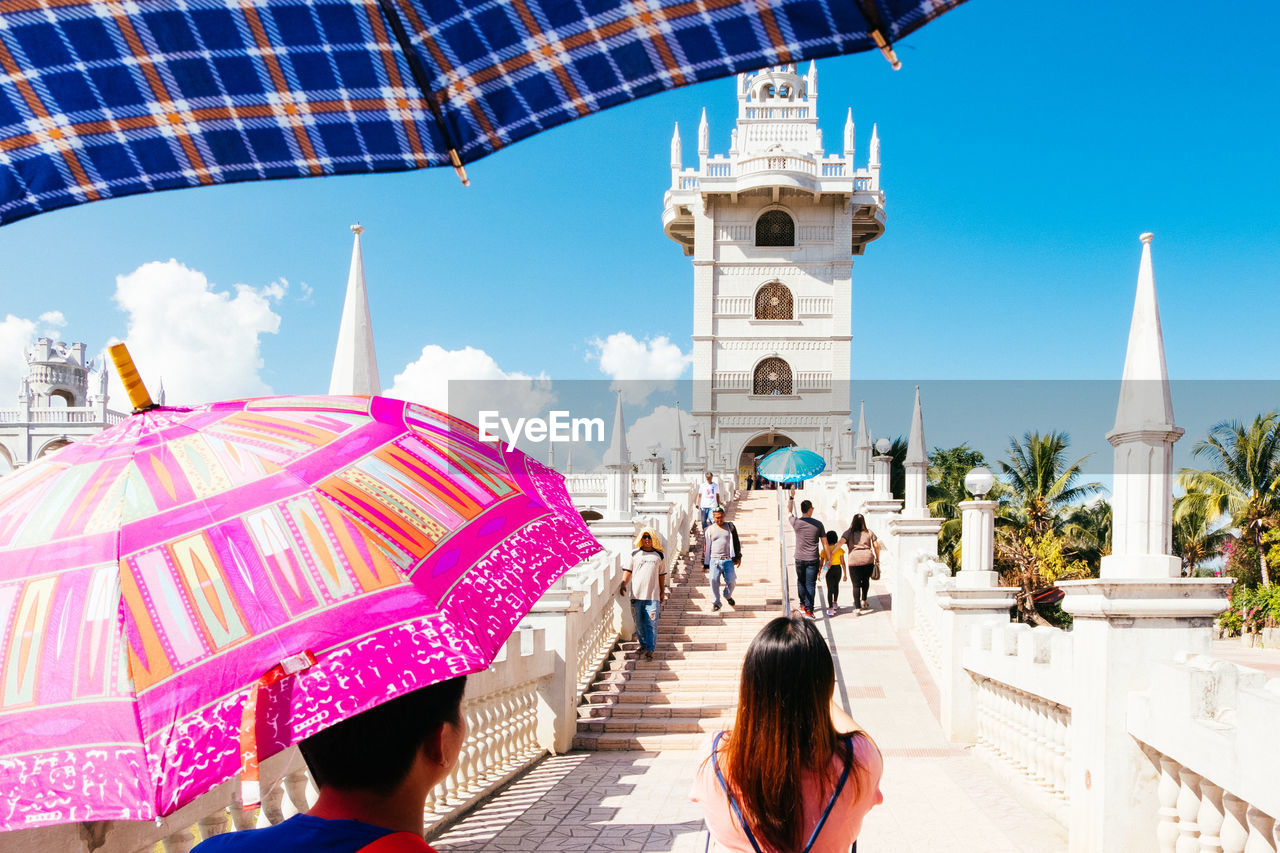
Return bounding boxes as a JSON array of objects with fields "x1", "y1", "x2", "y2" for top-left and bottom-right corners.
[{"x1": 573, "y1": 492, "x2": 788, "y2": 750}]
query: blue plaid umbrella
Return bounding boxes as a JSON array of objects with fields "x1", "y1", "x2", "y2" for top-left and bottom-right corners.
[
  {"x1": 0, "y1": 0, "x2": 968, "y2": 225},
  {"x1": 757, "y1": 446, "x2": 825, "y2": 483}
]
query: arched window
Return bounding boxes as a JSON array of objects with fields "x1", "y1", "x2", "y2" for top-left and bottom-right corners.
[
  {"x1": 755, "y1": 210, "x2": 794, "y2": 247},
  {"x1": 753, "y1": 358, "x2": 793, "y2": 395},
  {"x1": 755, "y1": 282, "x2": 793, "y2": 320}
]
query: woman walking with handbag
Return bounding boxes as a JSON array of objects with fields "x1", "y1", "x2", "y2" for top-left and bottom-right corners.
[
  {"x1": 691, "y1": 615, "x2": 883, "y2": 852},
  {"x1": 840, "y1": 514, "x2": 881, "y2": 615}
]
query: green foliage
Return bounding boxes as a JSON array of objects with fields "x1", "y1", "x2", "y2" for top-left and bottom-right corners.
[
  {"x1": 928, "y1": 443, "x2": 989, "y2": 572},
  {"x1": 1219, "y1": 583, "x2": 1280, "y2": 635},
  {"x1": 1178, "y1": 412, "x2": 1280, "y2": 587},
  {"x1": 887, "y1": 436, "x2": 907, "y2": 501},
  {"x1": 1172, "y1": 494, "x2": 1233, "y2": 576},
  {"x1": 1223, "y1": 535, "x2": 1263, "y2": 589},
  {"x1": 995, "y1": 528, "x2": 1090, "y2": 625},
  {"x1": 999, "y1": 430, "x2": 1103, "y2": 536},
  {"x1": 1062, "y1": 501, "x2": 1111, "y2": 573}
]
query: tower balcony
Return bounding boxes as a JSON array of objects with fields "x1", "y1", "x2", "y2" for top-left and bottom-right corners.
[{"x1": 663, "y1": 153, "x2": 885, "y2": 256}]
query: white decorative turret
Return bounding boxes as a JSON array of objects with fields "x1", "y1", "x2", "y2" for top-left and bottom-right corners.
[
  {"x1": 903, "y1": 386, "x2": 928, "y2": 518},
  {"x1": 869, "y1": 123, "x2": 881, "y2": 169},
  {"x1": 854, "y1": 402, "x2": 871, "y2": 477},
  {"x1": 697, "y1": 109, "x2": 709, "y2": 157},
  {"x1": 843, "y1": 109, "x2": 855, "y2": 159},
  {"x1": 670, "y1": 405, "x2": 686, "y2": 477},
  {"x1": 1100, "y1": 232, "x2": 1184, "y2": 578},
  {"x1": 603, "y1": 392, "x2": 632, "y2": 522},
  {"x1": 328, "y1": 224, "x2": 381, "y2": 397},
  {"x1": 670, "y1": 123, "x2": 682, "y2": 171}
]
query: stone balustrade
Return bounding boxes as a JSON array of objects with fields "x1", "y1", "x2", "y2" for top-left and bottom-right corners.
[
  {"x1": 0, "y1": 405, "x2": 125, "y2": 425},
  {"x1": 1129, "y1": 654, "x2": 1280, "y2": 852},
  {"x1": 965, "y1": 622, "x2": 1074, "y2": 820}
]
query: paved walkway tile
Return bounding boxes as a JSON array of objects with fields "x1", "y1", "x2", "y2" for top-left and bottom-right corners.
[{"x1": 435, "y1": 493, "x2": 1069, "y2": 852}]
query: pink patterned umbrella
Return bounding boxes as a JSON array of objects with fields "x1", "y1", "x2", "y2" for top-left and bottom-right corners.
[{"x1": 0, "y1": 395, "x2": 600, "y2": 831}]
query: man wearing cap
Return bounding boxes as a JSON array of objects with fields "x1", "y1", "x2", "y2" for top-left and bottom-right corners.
[
  {"x1": 701, "y1": 506, "x2": 741, "y2": 612},
  {"x1": 621, "y1": 528, "x2": 666, "y2": 660}
]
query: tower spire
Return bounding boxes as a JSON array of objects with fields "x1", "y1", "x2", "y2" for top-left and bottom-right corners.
[
  {"x1": 1102, "y1": 232, "x2": 1184, "y2": 578},
  {"x1": 1113, "y1": 232, "x2": 1175, "y2": 431},
  {"x1": 904, "y1": 386, "x2": 928, "y2": 517},
  {"x1": 603, "y1": 390, "x2": 629, "y2": 467},
  {"x1": 697, "y1": 108, "x2": 709, "y2": 156},
  {"x1": 855, "y1": 401, "x2": 871, "y2": 476},
  {"x1": 843, "y1": 108, "x2": 855, "y2": 159},
  {"x1": 670, "y1": 122, "x2": 682, "y2": 170},
  {"x1": 328, "y1": 224, "x2": 381, "y2": 396},
  {"x1": 869, "y1": 123, "x2": 880, "y2": 168}
]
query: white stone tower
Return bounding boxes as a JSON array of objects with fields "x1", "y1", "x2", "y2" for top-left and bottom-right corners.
[
  {"x1": 0, "y1": 339, "x2": 124, "y2": 470},
  {"x1": 663, "y1": 63, "x2": 886, "y2": 482}
]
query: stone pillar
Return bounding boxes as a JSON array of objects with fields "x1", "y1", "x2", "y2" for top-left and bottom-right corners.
[
  {"x1": 871, "y1": 453, "x2": 891, "y2": 499},
  {"x1": 932, "y1": 497, "x2": 1018, "y2": 741},
  {"x1": 1057, "y1": 234, "x2": 1231, "y2": 853}
]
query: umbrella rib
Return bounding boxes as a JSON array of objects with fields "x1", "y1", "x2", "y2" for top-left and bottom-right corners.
[
  {"x1": 374, "y1": 0, "x2": 471, "y2": 186},
  {"x1": 855, "y1": 0, "x2": 902, "y2": 70}
]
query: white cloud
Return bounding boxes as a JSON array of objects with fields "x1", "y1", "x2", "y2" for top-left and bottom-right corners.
[
  {"x1": 588, "y1": 332, "x2": 692, "y2": 403},
  {"x1": 625, "y1": 404, "x2": 692, "y2": 463},
  {"x1": 387, "y1": 346, "x2": 556, "y2": 439},
  {"x1": 0, "y1": 314, "x2": 37, "y2": 401},
  {"x1": 37, "y1": 311, "x2": 66, "y2": 336},
  {"x1": 107, "y1": 260, "x2": 285, "y2": 406}
]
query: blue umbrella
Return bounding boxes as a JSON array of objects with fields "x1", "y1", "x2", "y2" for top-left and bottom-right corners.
[
  {"x1": 757, "y1": 446, "x2": 826, "y2": 483},
  {"x1": 0, "y1": 0, "x2": 969, "y2": 225}
]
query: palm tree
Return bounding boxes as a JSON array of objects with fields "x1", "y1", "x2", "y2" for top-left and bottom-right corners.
[
  {"x1": 928, "y1": 444, "x2": 988, "y2": 571},
  {"x1": 1063, "y1": 501, "x2": 1112, "y2": 571},
  {"x1": 887, "y1": 436, "x2": 907, "y2": 501},
  {"x1": 1178, "y1": 413, "x2": 1280, "y2": 586},
  {"x1": 1171, "y1": 494, "x2": 1233, "y2": 577},
  {"x1": 999, "y1": 431, "x2": 1103, "y2": 535}
]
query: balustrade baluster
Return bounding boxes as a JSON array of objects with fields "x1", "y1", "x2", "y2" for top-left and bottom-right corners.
[
  {"x1": 160, "y1": 825, "x2": 198, "y2": 853},
  {"x1": 1243, "y1": 806, "x2": 1276, "y2": 853},
  {"x1": 281, "y1": 768, "x2": 312, "y2": 818},
  {"x1": 1176, "y1": 767, "x2": 1203, "y2": 853},
  {"x1": 256, "y1": 776, "x2": 286, "y2": 828},
  {"x1": 196, "y1": 811, "x2": 229, "y2": 843},
  {"x1": 1157, "y1": 756, "x2": 1181, "y2": 853},
  {"x1": 229, "y1": 786, "x2": 258, "y2": 831},
  {"x1": 1197, "y1": 779, "x2": 1225, "y2": 853},
  {"x1": 1052, "y1": 708, "x2": 1069, "y2": 799},
  {"x1": 1220, "y1": 792, "x2": 1248, "y2": 853}
]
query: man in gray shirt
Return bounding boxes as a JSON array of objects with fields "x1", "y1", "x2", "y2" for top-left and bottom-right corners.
[
  {"x1": 788, "y1": 486, "x2": 825, "y2": 618},
  {"x1": 701, "y1": 506, "x2": 742, "y2": 612}
]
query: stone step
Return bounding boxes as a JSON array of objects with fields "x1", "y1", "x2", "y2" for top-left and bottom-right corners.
[
  {"x1": 571, "y1": 732, "x2": 712, "y2": 751},
  {"x1": 577, "y1": 714, "x2": 731, "y2": 734}
]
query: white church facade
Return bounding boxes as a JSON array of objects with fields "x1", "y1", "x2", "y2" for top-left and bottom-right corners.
[{"x1": 663, "y1": 63, "x2": 885, "y2": 483}]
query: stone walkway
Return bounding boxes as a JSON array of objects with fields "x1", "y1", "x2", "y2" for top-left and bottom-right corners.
[{"x1": 432, "y1": 492, "x2": 1068, "y2": 852}]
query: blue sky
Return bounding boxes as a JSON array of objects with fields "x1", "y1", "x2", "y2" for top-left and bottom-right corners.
[{"x1": 1, "y1": 0, "x2": 1278, "y2": 470}]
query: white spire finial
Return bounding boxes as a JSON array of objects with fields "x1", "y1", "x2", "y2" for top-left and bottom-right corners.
[
  {"x1": 843, "y1": 108, "x2": 855, "y2": 157},
  {"x1": 698, "y1": 108, "x2": 709, "y2": 155},
  {"x1": 807, "y1": 61, "x2": 817, "y2": 97},
  {"x1": 328, "y1": 224, "x2": 381, "y2": 396},
  {"x1": 671, "y1": 122, "x2": 682, "y2": 170},
  {"x1": 869, "y1": 123, "x2": 880, "y2": 167},
  {"x1": 1113, "y1": 231, "x2": 1175, "y2": 431},
  {"x1": 603, "y1": 391, "x2": 630, "y2": 467},
  {"x1": 906, "y1": 385, "x2": 926, "y2": 464},
  {"x1": 855, "y1": 401, "x2": 869, "y2": 447}
]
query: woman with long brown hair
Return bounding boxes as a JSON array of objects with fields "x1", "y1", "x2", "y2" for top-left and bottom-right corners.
[{"x1": 691, "y1": 615, "x2": 883, "y2": 852}]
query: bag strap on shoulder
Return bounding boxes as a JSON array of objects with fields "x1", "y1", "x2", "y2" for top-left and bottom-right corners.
[{"x1": 357, "y1": 832, "x2": 435, "y2": 853}]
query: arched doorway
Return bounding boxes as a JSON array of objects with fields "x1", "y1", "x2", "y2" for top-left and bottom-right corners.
[{"x1": 737, "y1": 431, "x2": 797, "y2": 489}]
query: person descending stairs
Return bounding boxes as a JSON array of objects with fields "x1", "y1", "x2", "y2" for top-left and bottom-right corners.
[{"x1": 573, "y1": 491, "x2": 791, "y2": 750}]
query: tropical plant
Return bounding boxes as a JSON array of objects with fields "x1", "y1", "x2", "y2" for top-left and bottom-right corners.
[
  {"x1": 999, "y1": 431, "x2": 1102, "y2": 536},
  {"x1": 996, "y1": 528, "x2": 1090, "y2": 625},
  {"x1": 1171, "y1": 494, "x2": 1233, "y2": 576},
  {"x1": 1178, "y1": 413, "x2": 1280, "y2": 587},
  {"x1": 887, "y1": 436, "x2": 907, "y2": 502},
  {"x1": 928, "y1": 444, "x2": 989, "y2": 571},
  {"x1": 1062, "y1": 501, "x2": 1112, "y2": 572}
]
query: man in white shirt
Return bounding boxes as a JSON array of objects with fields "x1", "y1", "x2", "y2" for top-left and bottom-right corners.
[
  {"x1": 622, "y1": 529, "x2": 666, "y2": 660},
  {"x1": 697, "y1": 473, "x2": 720, "y2": 530}
]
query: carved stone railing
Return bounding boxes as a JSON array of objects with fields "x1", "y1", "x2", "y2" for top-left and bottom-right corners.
[
  {"x1": 0, "y1": 405, "x2": 125, "y2": 425},
  {"x1": 1129, "y1": 654, "x2": 1280, "y2": 852},
  {"x1": 964, "y1": 622, "x2": 1073, "y2": 820}
]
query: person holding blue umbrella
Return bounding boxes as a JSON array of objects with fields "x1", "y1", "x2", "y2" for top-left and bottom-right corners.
[{"x1": 788, "y1": 486, "x2": 827, "y2": 619}]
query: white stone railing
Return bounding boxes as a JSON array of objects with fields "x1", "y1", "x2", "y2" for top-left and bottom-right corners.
[
  {"x1": 565, "y1": 473, "x2": 604, "y2": 494},
  {"x1": 714, "y1": 296, "x2": 752, "y2": 315},
  {"x1": 737, "y1": 154, "x2": 817, "y2": 176},
  {"x1": 1129, "y1": 653, "x2": 1280, "y2": 852},
  {"x1": 0, "y1": 406, "x2": 125, "y2": 425},
  {"x1": 907, "y1": 556, "x2": 950, "y2": 682},
  {"x1": 965, "y1": 622, "x2": 1073, "y2": 817}
]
